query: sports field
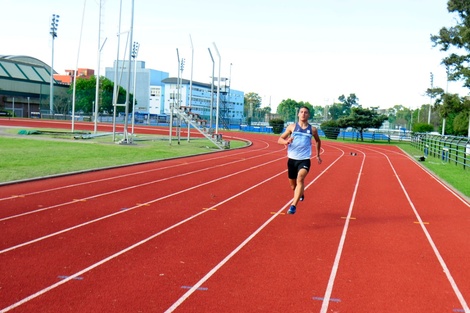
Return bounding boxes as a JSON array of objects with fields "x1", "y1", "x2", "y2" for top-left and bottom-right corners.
[{"x1": 1, "y1": 119, "x2": 469, "y2": 312}]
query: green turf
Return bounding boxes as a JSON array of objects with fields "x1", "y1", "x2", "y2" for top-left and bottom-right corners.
[
  {"x1": 0, "y1": 128, "x2": 246, "y2": 183},
  {"x1": 1, "y1": 129, "x2": 468, "y2": 200}
]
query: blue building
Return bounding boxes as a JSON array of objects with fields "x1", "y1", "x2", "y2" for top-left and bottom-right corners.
[{"x1": 162, "y1": 77, "x2": 244, "y2": 128}]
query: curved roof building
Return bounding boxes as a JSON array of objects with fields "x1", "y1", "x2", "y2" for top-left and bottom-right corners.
[{"x1": 0, "y1": 55, "x2": 67, "y2": 117}]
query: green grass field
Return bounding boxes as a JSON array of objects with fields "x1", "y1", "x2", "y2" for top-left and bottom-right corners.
[
  {"x1": 0, "y1": 127, "x2": 246, "y2": 183},
  {"x1": 1, "y1": 128, "x2": 468, "y2": 200}
]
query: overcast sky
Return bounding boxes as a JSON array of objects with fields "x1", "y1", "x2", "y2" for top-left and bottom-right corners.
[{"x1": 2, "y1": 0, "x2": 466, "y2": 111}]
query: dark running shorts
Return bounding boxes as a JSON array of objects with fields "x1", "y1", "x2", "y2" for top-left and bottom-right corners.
[{"x1": 287, "y1": 158, "x2": 311, "y2": 179}]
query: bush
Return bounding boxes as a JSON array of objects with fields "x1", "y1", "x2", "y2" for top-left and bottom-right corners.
[
  {"x1": 269, "y1": 118, "x2": 285, "y2": 134},
  {"x1": 412, "y1": 123, "x2": 433, "y2": 133},
  {"x1": 320, "y1": 120, "x2": 340, "y2": 139}
]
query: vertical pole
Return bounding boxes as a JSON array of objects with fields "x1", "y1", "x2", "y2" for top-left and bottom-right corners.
[
  {"x1": 208, "y1": 48, "x2": 214, "y2": 134},
  {"x1": 94, "y1": 0, "x2": 104, "y2": 134},
  {"x1": 123, "y1": 0, "x2": 135, "y2": 143},
  {"x1": 213, "y1": 42, "x2": 221, "y2": 134},
  {"x1": 50, "y1": 31, "x2": 54, "y2": 116},
  {"x1": 428, "y1": 72, "x2": 433, "y2": 124},
  {"x1": 131, "y1": 42, "x2": 139, "y2": 135},
  {"x1": 49, "y1": 14, "x2": 59, "y2": 117},
  {"x1": 112, "y1": 0, "x2": 123, "y2": 142},
  {"x1": 188, "y1": 34, "x2": 194, "y2": 142},
  {"x1": 71, "y1": 0, "x2": 86, "y2": 133}
]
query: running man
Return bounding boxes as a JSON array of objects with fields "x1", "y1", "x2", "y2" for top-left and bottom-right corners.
[{"x1": 277, "y1": 106, "x2": 322, "y2": 214}]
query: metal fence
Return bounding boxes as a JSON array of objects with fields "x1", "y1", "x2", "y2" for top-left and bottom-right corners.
[{"x1": 411, "y1": 133, "x2": 470, "y2": 170}]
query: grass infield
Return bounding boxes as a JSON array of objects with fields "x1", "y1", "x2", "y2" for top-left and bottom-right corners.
[
  {"x1": 0, "y1": 127, "x2": 246, "y2": 183},
  {"x1": 1, "y1": 128, "x2": 468, "y2": 200}
]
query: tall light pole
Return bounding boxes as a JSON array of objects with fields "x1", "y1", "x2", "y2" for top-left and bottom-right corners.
[
  {"x1": 131, "y1": 41, "x2": 139, "y2": 135},
  {"x1": 49, "y1": 14, "x2": 59, "y2": 116},
  {"x1": 428, "y1": 72, "x2": 433, "y2": 124}
]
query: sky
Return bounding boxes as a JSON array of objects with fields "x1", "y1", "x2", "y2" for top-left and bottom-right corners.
[{"x1": 1, "y1": 0, "x2": 466, "y2": 111}]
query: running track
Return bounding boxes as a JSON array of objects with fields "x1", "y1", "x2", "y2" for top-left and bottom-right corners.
[{"x1": 1, "y1": 119, "x2": 470, "y2": 312}]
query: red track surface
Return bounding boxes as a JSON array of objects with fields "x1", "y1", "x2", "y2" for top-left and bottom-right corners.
[{"x1": 1, "y1": 119, "x2": 470, "y2": 312}]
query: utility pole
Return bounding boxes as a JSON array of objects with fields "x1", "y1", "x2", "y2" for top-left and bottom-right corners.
[{"x1": 428, "y1": 72, "x2": 433, "y2": 124}]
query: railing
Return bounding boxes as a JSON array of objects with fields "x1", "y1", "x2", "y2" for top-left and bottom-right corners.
[
  {"x1": 411, "y1": 133, "x2": 470, "y2": 170},
  {"x1": 173, "y1": 106, "x2": 229, "y2": 150}
]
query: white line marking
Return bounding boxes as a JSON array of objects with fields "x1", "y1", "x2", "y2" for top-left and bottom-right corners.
[
  {"x1": 0, "y1": 149, "x2": 281, "y2": 222},
  {"x1": 0, "y1": 155, "x2": 285, "y2": 254},
  {"x1": 0, "y1": 161, "x2": 288, "y2": 312},
  {"x1": 320, "y1": 150, "x2": 365, "y2": 312},
  {"x1": 165, "y1": 148, "x2": 343, "y2": 312},
  {"x1": 322, "y1": 143, "x2": 470, "y2": 313},
  {"x1": 0, "y1": 139, "x2": 277, "y2": 202}
]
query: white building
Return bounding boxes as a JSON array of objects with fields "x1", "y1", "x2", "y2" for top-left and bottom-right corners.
[
  {"x1": 105, "y1": 60, "x2": 169, "y2": 115},
  {"x1": 162, "y1": 77, "x2": 244, "y2": 128},
  {"x1": 105, "y1": 60, "x2": 244, "y2": 128}
]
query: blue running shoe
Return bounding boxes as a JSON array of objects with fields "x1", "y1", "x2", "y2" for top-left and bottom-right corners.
[{"x1": 287, "y1": 205, "x2": 296, "y2": 214}]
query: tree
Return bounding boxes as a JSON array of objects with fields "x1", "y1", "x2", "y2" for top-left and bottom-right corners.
[
  {"x1": 453, "y1": 96, "x2": 470, "y2": 135},
  {"x1": 337, "y1": 107, "x2": 388, "y2": 141},
  {"x1": 412, "y1": 123, "x2": 434, "y2": 133},
  {"x1": 430, "y1": 0, "x2": 470, "y2": 136},
  {"x1": 386, "y1": 105, "x2": 413, "y2": 130},
  {"x1": 438, "y1": 93, "x2": 461, "y2": 135},
  {"x1": 328, "y1": 93, "x2": 359, "y2": 120},
  {"x1": 269, "y1": 118, "x2": 284, "y2": 134},
  {"x1": 276, "y1": 99, "x2": 313, "y2": 122},
  {"x1": 244, "y1": 92, "x2": 262, "y2": 121},
  {"x1": 311, "y1": 105, "x2": 325, "y2": 122},
  {"x1": 72, "y1": 76, "x2": 130, "y2": 114}
]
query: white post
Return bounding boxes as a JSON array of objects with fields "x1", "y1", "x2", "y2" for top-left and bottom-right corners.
[
  {"x1": 213, "y1": 42, "x2": 221, "y2": 134},
  {"x1": 208, "y1": 48, "x2": 214, "y2": 133},
  {"x1": 188, "y1": 34, "x2": 194, "y2": 142},
  {"x1": 428, "y1": 72, "x2": 433, "y2": 124},
  {"x1": 94, "y1": 0, "x2": 105, "y2": 134},
  {"x1": 122, "y1": 0, "x2": 135, "y2": 144},
  {"x1": 49, "y1": 14, "x2": 59, "y2": 117},
  {"x1": 112, "y1": 0, "x2": 123, "y2": 142},
  {"x1": 131, "y1": 42, "x2": 139, "y2": 135},
  {"x1": 71, "y1": 0, "x2": 86, "y2": 133}
]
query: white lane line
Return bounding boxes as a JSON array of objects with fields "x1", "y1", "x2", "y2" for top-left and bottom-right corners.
[
  {"x1": 0, "y1": 141, "x2": 277, "y2": 202},
  {"x1": 384, "y1": 150, "x2": 470, "y2": 312},
  {"x1": 0, "y1": 156, "x2": 285, "y2": 254},
  {"x1": 320, "y1": 150, "x2": 365, "y2": 312},
  {"x1": 0, "y1": 149, "x2": 282, "y2": 222},
  {"x1": 165, "y1": 147, "x2": 343, "y2": 312},
  {"x1": 0, "y1": 162, "x2": 288, "y2": 313},
  {"x1": 325, "y1": 144, "x2": 470, "y2": 313}
]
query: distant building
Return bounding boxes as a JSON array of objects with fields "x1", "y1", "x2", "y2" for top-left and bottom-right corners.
[
  {"x1": 0, "y1": 55, "x2": 68, "y2": 117},
  {"x1": 105, "y1": 60, "x2": 169, "y2": 115},
  {"x1": 162, "y1": 77, "x2": 244, "y2": 127},
  {"x1": 1, "y1": 55, "x2": 245, "y2": 126},
  {"x1": 54, "y1": 68, "x2": 94, "y2": 84}
]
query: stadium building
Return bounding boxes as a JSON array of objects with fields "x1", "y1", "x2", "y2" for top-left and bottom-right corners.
[{"x1": 0, "y1": 55, "x2": 69, "y2": 118}]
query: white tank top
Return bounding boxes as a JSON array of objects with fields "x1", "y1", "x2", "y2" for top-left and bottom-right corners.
[{"x1": 287, "y1": 123, "x2": 312, "y2": 160}]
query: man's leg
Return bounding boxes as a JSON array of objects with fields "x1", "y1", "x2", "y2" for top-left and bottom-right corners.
[{"x1": 292, "y1": 168, "x2": 308, "y2": 207}]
